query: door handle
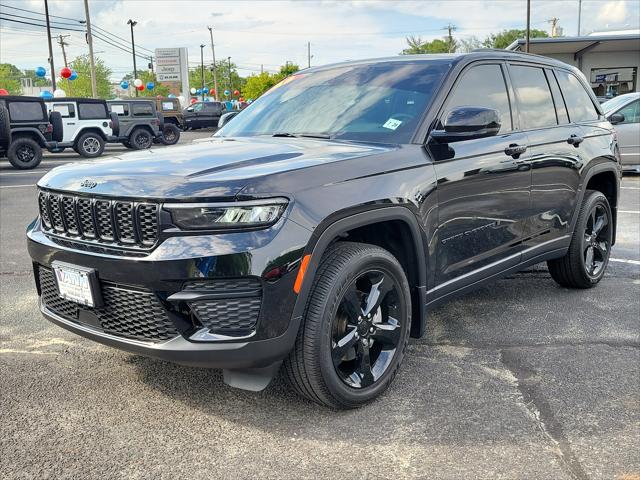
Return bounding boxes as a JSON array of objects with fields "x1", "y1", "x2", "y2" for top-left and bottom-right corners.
[
  {"x1": 504, "y1": 143, "x2": 527, "y2": 158},
  {"x1": 66, "y1": 122, "x2": 75, "y2": 125},
  {"x1": 567, "y1": 134, "x2": 584, "y2": 147}
]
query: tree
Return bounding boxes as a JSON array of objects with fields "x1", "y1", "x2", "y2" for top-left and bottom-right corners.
[
  {"x1": 401, "y1": 36, "x2": 457, "y2": 54},
  {"x1": 458, "y1": 36, "x2": 483, "y2": 53},
  {"x1": 482, "y1": 29, "x2": 549, "y2": 49},
  {"x1": 136, "y1": 71, "x2": 170, "y2": 97},
  {"x1": 189, "y1": 60, "x2": 245, "y2": 98},
  {"x1": 66, "y1": 55, "x2": 112, "y2": 98},
  {"x1": 22, "y1": 69, "x2": 52, "y2": 88},
  {"x1": 0, "y1": 63, "x2": 23, "y2": 94},
  {"x1": 242, "y1": 63, "x2": 300, "y2": 101}
]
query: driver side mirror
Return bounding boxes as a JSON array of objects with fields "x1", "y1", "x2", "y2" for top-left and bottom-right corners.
[
  {"x1": 186, "y1": 106, "x2": 194, "y2": 112},
  {"x1": 218, "y1": 111, "x2": 239, "y2": 128},
  {"x1": 430, "y1": 106, "x2": 501, "y2": 143},
  {"x1": 608, "y1": 112, "x2": 625, "y2": 125}
]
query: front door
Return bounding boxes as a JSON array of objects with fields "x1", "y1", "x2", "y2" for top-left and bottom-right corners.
[
  {"x1": 51, "y1": 102, "x2": 79, "y2": 143},
  {"x1": 430, "y1": 62, "x2": 531, "y2": 288}
]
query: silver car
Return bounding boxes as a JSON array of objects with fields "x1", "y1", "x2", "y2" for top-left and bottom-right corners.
[{"x1": 603, "y1": 93, "x2": 640, "y2": 172}]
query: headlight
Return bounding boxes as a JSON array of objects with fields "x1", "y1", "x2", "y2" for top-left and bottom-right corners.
[{"x1": 164, "y1": 198, "x2": 288, "y2": 230}]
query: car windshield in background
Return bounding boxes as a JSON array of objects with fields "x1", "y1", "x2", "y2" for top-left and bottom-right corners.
[
  {"x1": 602, "y1": 95, "x2": 635, "y2": 114},
  {"x1": 216, "y1": 60, "x2": 452, "y2": 144}
]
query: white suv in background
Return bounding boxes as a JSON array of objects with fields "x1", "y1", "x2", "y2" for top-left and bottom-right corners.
[
  {"x1": 603, "y1": 92, "x2": 640, "y2": 173},
  {"x1": 45, "y1": 98, "x2": 118, "y2": 158}
]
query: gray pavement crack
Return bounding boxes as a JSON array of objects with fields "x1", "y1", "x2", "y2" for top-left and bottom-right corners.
[
  {"x1": 500, "y1": 349, "x2": 590, "y2": 480},
  {"x1": 419, "y1": 340, "x2": 640, "y2": 349}
]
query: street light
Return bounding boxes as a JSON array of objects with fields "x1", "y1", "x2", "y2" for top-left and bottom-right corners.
[
  {"x1": 127, "y1": 19, "x2": 138, "y2": 96},
  {"x1": 200, "y1": 44, "x2": 205, "y2": 99}
]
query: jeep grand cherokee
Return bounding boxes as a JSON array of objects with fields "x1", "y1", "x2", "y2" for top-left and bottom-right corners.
[{"x1": 28, "y1": 51, "x2": 620, "y2": 409}]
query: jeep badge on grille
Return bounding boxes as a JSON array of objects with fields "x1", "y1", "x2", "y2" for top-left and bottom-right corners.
[{"x1": 80, "y1": 179, "x2": 98, "y2": 189}]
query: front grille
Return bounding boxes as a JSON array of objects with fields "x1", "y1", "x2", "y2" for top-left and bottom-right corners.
[
  {"x1": 185, "y1": 278, "x2": 262, "y2": 334},
  {"x1": 38, "y1": 267, "x2": 178, "y2": 342},
  {"x1": 38, "y1": 190, "x2": 159, "y2": 249}
]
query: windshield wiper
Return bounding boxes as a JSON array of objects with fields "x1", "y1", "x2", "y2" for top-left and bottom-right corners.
[{"x1": 272, "y1": 132, "x2": 332, "y2": 139}]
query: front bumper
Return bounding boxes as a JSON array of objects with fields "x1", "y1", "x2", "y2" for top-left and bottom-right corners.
[{"x1": 27, "y1": 216, "x2": 311, "y2": 370}]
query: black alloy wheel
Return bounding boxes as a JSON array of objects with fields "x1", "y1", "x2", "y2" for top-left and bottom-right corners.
[
  {"x1": 331, "y1": 270, "x2": 402, "y2": 388},
  {"x1": 129, "y1": 128, "x2": 153, "y2": 150},
  {"x1": 7, "y1": 137, "x2": 43, "y2": 169},
  {"x1": 582, "y1": 203, "x2": 610, "y2": 278}
]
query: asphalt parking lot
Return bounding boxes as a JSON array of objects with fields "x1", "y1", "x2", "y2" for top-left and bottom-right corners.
[{"x1": 0, "y1": 132, "x2": 638, "y2": 479}]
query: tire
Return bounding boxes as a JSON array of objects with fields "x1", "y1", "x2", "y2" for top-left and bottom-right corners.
[
  {"x1": 109, "y1": 112, "x2": 120, "y2": 137},
  {"x1": 0, "y1": 105, "x2": 11, "y2": 151},
  {"x1": 123, "y1": 141, "x2": 135, "y2": 149},
  {"x1": 75, "y1": 132, "x2": 105, "y2": 158},
  {"x1": 156, "y1": 112, "x2": 165, "y2": 131},
  {"x1": 7, "y1": 137, "x2": 43, "y2": 169},
  {"x1": 128, "y1": 128, "x2": 153, "y2": 150},
  {"x1": 548, "y1": 189, "x2": 613, "y2": 289},
  {"x1": 283, "y1": 242, "x2": 411, "y2": 409},
  {"x1": 161, "y1": 124, "x2": 180, "y2": 145},
  {"x1": 49, "y1": 111, "x2": 64, "y2": 142}
]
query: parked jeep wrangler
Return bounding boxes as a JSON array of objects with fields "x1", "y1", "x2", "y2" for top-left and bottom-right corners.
[
  {"x1": 106, "y1": 99, "x2": 163, "y2": 150},
  {"x1": 45, "y1": 98, "x2": 119, "y2": 158},
  {"x1": 0, "y1": 95, "x2": 62, "y2": 169},
  {"x1": 155, "y1": 97, "x2": 182, "y2": 145},
  {"x1": 28, "y1": 52, "x2": 621, "y2": 408}
]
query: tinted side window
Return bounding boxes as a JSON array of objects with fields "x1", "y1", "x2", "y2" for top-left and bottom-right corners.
[
  {"x1": 509, "y1": 65, "x2": 557, "y2": 129},
  {"x1": 193, "y1": 103, "x2": 204, "y2": 112},
  {"x1": 617, "y1": 100, "x2": 640, "y2": 124},
  {"x1": 443, "y1": 64, "x2": 512, "y2": 132},
  {"x1": 9, "y1": 102, "x2": 45, "y2": 121},
  {"x1": 555, "y1": 70, "x2": 599, "y2": 122},
  {"x1": 546, "y1": 69, "x2": 569, "y2": 124},
  {"x1": 132, "y1": 103, "x2": 153, "y2": 116},
  {"x1": 109, "y1": 103, "x2": 129, "y2": 116},
  {"x1": 78, "y1": 102, "x2": 107, "y2": 119}
]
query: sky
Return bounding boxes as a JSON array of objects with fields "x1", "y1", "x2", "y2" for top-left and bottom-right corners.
[{"x1": 1, "y1": 0, "x2": 638, "y2": 82}]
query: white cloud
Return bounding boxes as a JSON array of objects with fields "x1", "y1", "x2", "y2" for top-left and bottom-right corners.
[{"x1": 598, "y1": 0, "x2": 629, "y2": 23}]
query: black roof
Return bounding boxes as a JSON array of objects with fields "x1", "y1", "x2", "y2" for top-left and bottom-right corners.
[
  {"x1": 107, "y1": 99, "x2": 155, "y2": 103},
  {"x1": 0, "y1": 95, "x2": 45, "y2": 102},
  {"x1": 44, "y1": 97, "x2": 107, "y2": 104}
]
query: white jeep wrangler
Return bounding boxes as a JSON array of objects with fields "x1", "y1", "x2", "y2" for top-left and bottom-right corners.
[{"x1": 45, "y1": 98, "x2": 119, "y2": 158}]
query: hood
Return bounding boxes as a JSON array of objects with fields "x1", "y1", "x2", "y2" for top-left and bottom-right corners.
[{"x1": 37, "y1": 137, "x2": 392, "y2": 200}]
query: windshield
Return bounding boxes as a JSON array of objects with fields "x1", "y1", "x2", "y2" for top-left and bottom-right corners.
[
  {"x1": 216, "y1": 60, "x2": 452, "y2": 144},
  {"x1": 602, "y1": 95, "x2": 636, "y2": 114}
]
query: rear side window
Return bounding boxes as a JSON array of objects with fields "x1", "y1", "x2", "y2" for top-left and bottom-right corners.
[
  {"x1": 9, "y1": 102, "x2": 45, "y2": 121},
  {"x1": 132, "y1": 103, "x2": 153, "y2": 117},
  {"x1": 555, "y1": 70, "x2": 599, "y2": 122},
  {"x1": 509, "y1": 65, "x2": 557, "y2": 129},
  {"x1": 109, "y1": 103, "x2": 129, "y2": 116},
  {"x1": 443, "y1": 64, "x2": 512, "y2": 133},
  {"x1": 161, "y1": 101, "x2": 175, "y2": 111},
  {"x1": 53, "y1": 103, "x2": 75, "y2": 118},
  {"x1": 616, "y1": 100, "x2": 640, "y2": 124},
  {"x1": 78, "y1": 102, "x2": 107, "y2": 120},
  {"x1": 546, "y1": 69, "x2": 569, "y2": 124}
]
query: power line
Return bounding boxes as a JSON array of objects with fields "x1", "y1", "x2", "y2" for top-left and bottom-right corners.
[
  {"x1": 0, "y1": 3, "x2": 84, "y2": 23},
  {"x1": 91, "y1": 30, "x2": 152, "y2": 61},
  {"x1": 91, "y1": 23, "x2": 154, "y2": 54},
  {"x1": 0, "y1": 16, "x2": 85, "y2": 32},
  {"x1": 1, "y1": 11, "x2": 84, "y2": 28}
]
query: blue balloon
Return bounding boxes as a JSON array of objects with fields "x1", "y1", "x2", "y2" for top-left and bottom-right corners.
[
  {"x1": 146, "y1": 82, "x2": 154, "y2": 90},
  {"x1": 202, "y1": 87, "x2": 209, "y2": 94},
  {"x1": 120, "y1": 80, "x2": 129, "y2": 89},
  {"x1": 39, "y1": 90, "x2": 53, "y2": 99},
  {"x1": 196, "y1": 88, "x2": 202, "y2": 95},
  {"x1": 35, "y1": 66, "x2": 46, "y2": 78},
  {"x1": 167, "y1": 94, "x2": 176, "y2": 98},
  {"x1": 69, "y1": 70, "x2": 78, "y2": 81},
  {"x1": 223, "y1": 89, "x2": 230, "y2": 97}
]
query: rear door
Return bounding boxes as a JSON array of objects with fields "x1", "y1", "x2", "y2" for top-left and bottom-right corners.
[
  {"x1": 611, "y1": 99, "x2": 640, "y2": 167},
  {"x1": 51, "y1": 102, "x2": 78, "y2": 143},
  {"x1": 431, "y1": 62, "x2": 531, "y2": 287},
  {"x1": 507, "y1": 63, "x2": 586, "y2": 254}
]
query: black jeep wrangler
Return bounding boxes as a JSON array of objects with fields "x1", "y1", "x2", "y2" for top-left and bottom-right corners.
[
  {"x1": 28, "y1": 51, "x2": 621, "y2": 408},
  {"x1": 0, "y1": 96, "x2": 62, "y2": 169}
]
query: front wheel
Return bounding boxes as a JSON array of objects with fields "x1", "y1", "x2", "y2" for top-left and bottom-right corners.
[
  {"x1": 283, "y1": 242, "x2": 411, "y2": 409},
  {"x1": 548, "y1": 189, "x2": 613, "y2": 288}
]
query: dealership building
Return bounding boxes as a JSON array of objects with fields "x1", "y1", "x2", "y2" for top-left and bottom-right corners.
[{"x1": 507, "y1": 32, "x2": 640, "y2": 97}]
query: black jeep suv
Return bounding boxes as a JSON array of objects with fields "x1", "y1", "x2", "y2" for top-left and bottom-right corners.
[{"x1": 28, "y1": 51, "x2": 621, "y2": 408}]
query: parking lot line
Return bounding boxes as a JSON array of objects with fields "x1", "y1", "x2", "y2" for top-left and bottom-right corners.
[
  {"x1": 0, "y1": 170, "x2": 49, "y2": 175},
  {"x1": 618, "y1": 210, "x2": 640, "y2": 214},
  {"x1": 610, "y1": 258, "x2": 640, "y2": 265},
  {"x1": 621, "y1": 187, "x2": 639, "y2": 190},
  {"x1": 0, "y1": 184, "x2": 35, "y2": 189}
]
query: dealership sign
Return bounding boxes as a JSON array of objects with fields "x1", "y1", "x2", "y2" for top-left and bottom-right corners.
[{"x1": 155, "y1": 47, "x2": 190, "y2": 99}]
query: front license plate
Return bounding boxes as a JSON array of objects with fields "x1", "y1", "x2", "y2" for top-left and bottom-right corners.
[{"x1": 52, "y1": 261, "x2": 97, "y2": 307}]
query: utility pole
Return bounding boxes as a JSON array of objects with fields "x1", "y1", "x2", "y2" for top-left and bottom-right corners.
[
  {"x1": 83, "y1": 0, "x2": 97, "y2": 97},
  {"x1": 200, "y1": 44, "x2": 205, "y2": 99},
  {"x1": 443, "y1": 23, "x2": 457, "y2": 53},
  {"x1": 207, "y1": 26, "x2": 218, "y2": 101},
  {"x1": 577, "y1": 0, "x2": 582, "y2": 35},
  {"x1": 127, "y1": 19, "x2": 138, "y2": 96},
  {"x1": 525, "y1": 0, "x2": 531, "y2": 53},
  {"x1": 149, "y1": 56, "x2": 154, "y2": 73},
  {"x1": 44, "y1": 0, "x2": 56, "y2": 91},
  {"x1": 260, "y1": 64, "x2": 263, "y2": 74},
  {"x1": 307, "y1": 41, "x2": 311, "y2": 68},
  {"x1": 57, "y1": 34, "x2": 70, "y2": 67},
  {"x1": 227, "y1": 56, "x2": 232, "y2": 94}
]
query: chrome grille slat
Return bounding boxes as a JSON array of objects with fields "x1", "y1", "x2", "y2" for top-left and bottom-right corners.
[{"x1": 37, "y1": 190, "x2": 159, "y2": 250}]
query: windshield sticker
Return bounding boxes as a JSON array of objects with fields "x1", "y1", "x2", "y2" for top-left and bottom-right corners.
[{"x1": 383, "y1": 118, "x2": 403, "y2": 130}]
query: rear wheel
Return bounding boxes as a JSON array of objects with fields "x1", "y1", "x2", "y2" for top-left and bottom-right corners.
[
  {"x1": 548, "y1": 189, "x2": 612, "y2": 288},
  {"x1": 7, "y1": 137, "x2": 42, "y2": 169},
  {"x1": 283, "y1": 242, "x2": 411, "y2": 409},
  {"x1": 161, "y1": 124, "x2": 180, "y2": 145},
  {"x1": 75, "y1": 132, "x2": 105, "y2": 158},
  {"x1": 128, "y1": 128, "x2": 153, "y2": 150}
]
